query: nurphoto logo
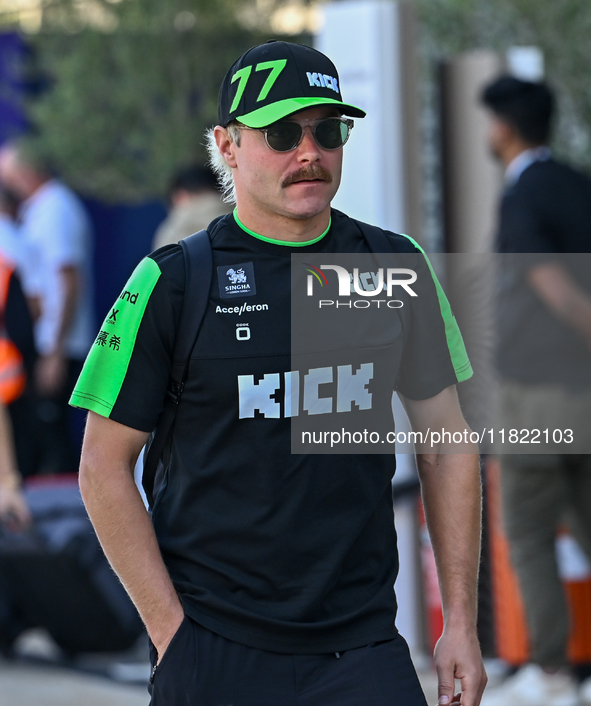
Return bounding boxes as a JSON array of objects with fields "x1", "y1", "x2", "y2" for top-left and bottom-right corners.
[{"x1": 303, "y1": 263, "x2": 418, "y2": 309}]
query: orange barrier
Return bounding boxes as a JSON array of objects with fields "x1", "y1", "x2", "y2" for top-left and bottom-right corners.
[{"x1": 418, "y1": 499, "x2": 444, "y2": 652}]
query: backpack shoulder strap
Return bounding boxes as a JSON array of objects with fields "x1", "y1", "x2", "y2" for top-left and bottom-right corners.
[
  {"x1": 354, "y1": 219, "x2": 396, "y2": 253},
  {"x1": 142, "y1": 229, "x2": 212, "y2": 507},
  {"x1": 353, "y1": 217, "x2": 419, "y2": 255},
  {"x1": 169, "y1": 229, "x2": 214, "y2": 398}
]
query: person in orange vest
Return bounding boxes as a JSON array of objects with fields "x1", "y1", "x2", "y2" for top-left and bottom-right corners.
[
  {"x1": 0, "y1": 257, "x2": 26, "y2": 406},
  {"x1": 0, "y1": 253, "x2": 37, "y2": 477},
  {"x1": 0, "y1": 186, "x2": 40, "y2": 321}
]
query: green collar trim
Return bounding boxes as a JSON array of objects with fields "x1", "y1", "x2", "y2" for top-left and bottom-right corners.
[{"x1": 233, "y1": 209, "x2": 330, "y2": 247}]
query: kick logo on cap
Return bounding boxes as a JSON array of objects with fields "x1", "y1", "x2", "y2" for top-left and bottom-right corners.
[{"x1": 218, "y1": 40, "x2": 366, "y2": 128}]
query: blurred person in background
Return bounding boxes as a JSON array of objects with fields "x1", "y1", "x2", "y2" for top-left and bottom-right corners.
[
  {"x1": 0, "y1": 186, "x2": 22, "y2": 264},
  {"x1": 0, "y1": 186, "x2": 41, "y2": 320},
  {"x1": 0, "y1": 249, "x2": 37, "y2": 479},
  {"x1": 0, "y1": 142, "x2": 94, "y2": 475},
  {"x1": 481, "y1": 76, "x2": 591, "y2": 706},
  {"x1": 151, "y1": 163, "x2": 231, "y2": 250}
]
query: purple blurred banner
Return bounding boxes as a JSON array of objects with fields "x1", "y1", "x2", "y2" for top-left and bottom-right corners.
[{"x1": 0, "y1": 32, "x2": 28, "y2": 143}]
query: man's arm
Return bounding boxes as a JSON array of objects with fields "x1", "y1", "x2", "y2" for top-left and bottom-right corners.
[
  {"x1": 527, "y1": 261, "x2": 591, "y2": 350},
  {"x1": 400, "y1": 385, "x2": 487, "y2": 706},
  {"x1": 79, "y1": 411, "x2": 184, "y2": 660},
  {"x1": 36, "y1": 264, "x2": 80, "y2": 395},
  {"x1": 0, "y1": 402, "x2": 31, "y2": 531}
]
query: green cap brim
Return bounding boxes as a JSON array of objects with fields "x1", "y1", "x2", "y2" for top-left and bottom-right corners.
[{"x1": 236, "y1": 97, "x2": 366, "y2": 128}]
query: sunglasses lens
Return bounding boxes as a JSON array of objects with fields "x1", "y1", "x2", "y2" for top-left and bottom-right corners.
[
  {"x1": 265, "y1": 122, "x2": 302, "y2": 151},
  {"x1": 263, "y1": 118, "x2": 351, "y2": 151},
  {"x1": 315, "y1": 118, "x2": 350, "y2": 149}
]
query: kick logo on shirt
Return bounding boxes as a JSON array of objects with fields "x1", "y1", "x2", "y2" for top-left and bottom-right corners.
[
  {"x1": 218, "y1": 262, "x2": 257, "y2": 298},
  {"x1": 237, "y1": 363, "x2": 374, "y2": 418}
]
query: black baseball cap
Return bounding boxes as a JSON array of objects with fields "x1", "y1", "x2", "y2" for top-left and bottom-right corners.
[{"x1": 218, "y1": 40, "x2": 366, "y2": 128}]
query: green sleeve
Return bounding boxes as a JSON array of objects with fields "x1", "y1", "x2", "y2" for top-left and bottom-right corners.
[
  {"x1": 401, "y1": 234, "x2": 472, "y2": 383},
  {"x1": 69, "y1": 257, "x2": 162, "y2": 416}
]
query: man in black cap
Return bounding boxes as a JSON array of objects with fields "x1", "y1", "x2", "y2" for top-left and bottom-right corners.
[{"x1": 72, "y1": 41, "x2": 486, "y2": 706}]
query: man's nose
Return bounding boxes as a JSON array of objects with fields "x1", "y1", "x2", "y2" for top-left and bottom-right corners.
[{"x1": 296, "y1": 126, "x2": 321, "y2": 160}]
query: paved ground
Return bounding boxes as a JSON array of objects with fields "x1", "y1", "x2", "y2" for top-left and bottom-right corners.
[
  {"x1": 0, "y1": 657, "x2": 440, "y2": 706},
  {"x1": 0, "y1": 661, "x2": 149, "y2": 706}
]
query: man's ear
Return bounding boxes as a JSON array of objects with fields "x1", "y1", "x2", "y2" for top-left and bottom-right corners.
[{"x1": 214, "y1": 126, "x2": 238, "y2": 169}]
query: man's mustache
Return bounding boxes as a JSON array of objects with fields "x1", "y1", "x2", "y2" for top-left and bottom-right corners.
[{"x1": 282, "y1": 165, "x2": 333, "y2": 187}]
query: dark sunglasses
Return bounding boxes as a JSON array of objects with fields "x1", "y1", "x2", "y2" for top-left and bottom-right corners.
[{"x1": 239, "y1": 117, "x2": 354, "y2": 152}]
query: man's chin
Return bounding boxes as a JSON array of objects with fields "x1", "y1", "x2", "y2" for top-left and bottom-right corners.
[
  {"x1": 278, "y1": 178, "x2": 339, "y2": 220},
  {"x1": 282, "y1": 203, "x2": 332, "y2": 221},
  {"x1": 284, "y1": 181, "x2": 335, "y2": 200}
]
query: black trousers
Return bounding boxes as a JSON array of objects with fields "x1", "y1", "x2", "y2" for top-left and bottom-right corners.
[{"x1": 148, "y1": 616, "x2": 428, "y2": 706}]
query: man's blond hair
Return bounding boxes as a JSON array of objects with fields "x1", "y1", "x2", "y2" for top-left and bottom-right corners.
[{"x1": 204, "y1": 123, "x2": 242, "y2": 204}]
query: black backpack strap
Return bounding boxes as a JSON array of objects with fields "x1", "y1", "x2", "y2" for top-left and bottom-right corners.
[
  {"x1": 353, "y1": 217, "x2": 420, "y2": 256},
  {"x1": 142, "y1": 229, "x2": 212, "y2": 508},
  {"x1": 356, "y1": 220, "x2": 396, "y2": 253}
]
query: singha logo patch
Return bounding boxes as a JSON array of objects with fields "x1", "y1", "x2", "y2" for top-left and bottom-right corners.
[{"x1": 217, "y1": 261, "x2": 257, "y2": 298}]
